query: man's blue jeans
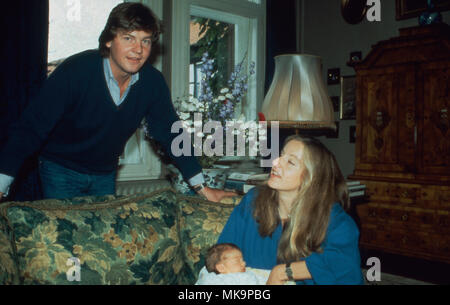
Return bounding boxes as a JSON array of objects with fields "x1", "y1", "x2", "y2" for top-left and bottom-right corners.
[{"x1": 38, "y1": 158, "x2": 116, "y2": 200}]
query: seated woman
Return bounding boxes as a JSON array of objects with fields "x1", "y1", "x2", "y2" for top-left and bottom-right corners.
[{"x1": 218, "y1": 135, "x2": 364, "y2": 285}]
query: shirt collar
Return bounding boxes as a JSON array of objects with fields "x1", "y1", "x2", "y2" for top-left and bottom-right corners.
[{"x1": 103, "y1": 57, "x2": 139, "y2": 86}]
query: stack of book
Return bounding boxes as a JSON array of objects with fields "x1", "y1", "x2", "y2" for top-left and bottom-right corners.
[
  {"x1": 347, "y1": 181, "x2": 366, "y2": 198},
  {"x1": 224, "y1": 173, "x2": 269, "y2": 194}
]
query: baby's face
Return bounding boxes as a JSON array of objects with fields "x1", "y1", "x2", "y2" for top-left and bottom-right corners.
[{"x1": 218, "y1": 249, "x2": 246, "y2": 274}]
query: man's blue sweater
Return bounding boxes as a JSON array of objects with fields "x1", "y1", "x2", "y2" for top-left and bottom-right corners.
[{"x1": 0, "y1": 50, "x2": 201, "y2": 179}]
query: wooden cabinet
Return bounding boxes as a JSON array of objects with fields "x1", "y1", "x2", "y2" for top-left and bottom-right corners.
[{"x1": 349, "y1": 24, "x2": 450, "y2": 263}]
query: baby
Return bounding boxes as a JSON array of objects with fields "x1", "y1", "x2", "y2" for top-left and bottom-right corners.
[{"x1": 195, "y1": 243, "x2": 267, "y2": 285}]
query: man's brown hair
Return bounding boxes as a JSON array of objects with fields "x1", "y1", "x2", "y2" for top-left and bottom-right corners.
[{"x1": 98, "y1": 2, "x2": 161, "y2": 58}]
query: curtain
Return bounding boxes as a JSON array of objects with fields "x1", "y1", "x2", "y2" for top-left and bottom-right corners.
[{"x1": 0, "y1": 0, "x2": 49, "y2": 201}]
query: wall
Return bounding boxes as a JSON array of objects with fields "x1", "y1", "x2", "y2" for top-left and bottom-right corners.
[
  {"x1": 298, "y1": 0, "x2": 450, "y2": 179},
  {"x1": 265, "y1": 0, "x2": 297, "y2": 92}
]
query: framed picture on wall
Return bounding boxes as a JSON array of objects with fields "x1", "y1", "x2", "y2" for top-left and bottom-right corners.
[
  {"x1": 340, "y1": 75, "x2": 356, "y2": 120},
  {"x1": 396, "y1": 0, "x2": 450, "y2": 20}
]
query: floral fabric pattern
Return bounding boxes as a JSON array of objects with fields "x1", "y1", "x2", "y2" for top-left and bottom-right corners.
[
  {"x1": 2, "y1": 190, "x2": 187, "y2": 285},
  {"x1": 0, "y1": 188, "x2": 237, "y2": 285},
  {"x1": 0, "y1": 215, "x2": 19, "y2": 284},
  {"x1": 177, "y1": 194, "x2": 233, "y2": 282}
]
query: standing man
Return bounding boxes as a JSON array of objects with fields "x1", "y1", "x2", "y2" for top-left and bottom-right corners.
[{"x1": 0, "y1": 3, "x2": 233, "y2": 202}]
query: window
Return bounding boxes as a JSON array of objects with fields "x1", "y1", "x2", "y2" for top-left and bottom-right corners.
[
  {"x1": 48, "y1": 0, "x2": 123, "y2": 72},
  {"x1": 189, "y1": 62, "x2": 202, "y2": 97},
  {"x1": 189, "y1": 17, "x2": 235, "y2": 98},
  {"x1": 166, "y1": 0, "x2": 266, "y2": 121}
]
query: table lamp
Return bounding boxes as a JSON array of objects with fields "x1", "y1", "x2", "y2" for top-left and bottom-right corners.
[{"x1": 262, "y1": 54, "x2": 336, "y2": 133}]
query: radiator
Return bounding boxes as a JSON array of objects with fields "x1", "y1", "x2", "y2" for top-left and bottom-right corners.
[{"x1": 115, "y1": 179, "x2": 171, "y2": 196}]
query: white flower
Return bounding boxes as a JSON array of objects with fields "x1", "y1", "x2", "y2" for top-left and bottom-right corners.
[
  {"x1": 194, "y1": 100, "x2": 203, "y2": 107},
  {"x1": 246, "y1": 120, "x2": 259, "y2": 130},
  {"x1": 237, "y1": 114, "x2": 246, "y2": 124},
  {"x1": 218, "y1": 95, "x2": 226, "y2": 101},
  {"x1": 220, "y1": 88, "x2": 229, "y2": 94},
  {"x1": 225, "y1": 93, "x2": 234, "y2": 99},
  {"x1": 188, "y1": 104, "x2": 197, "y2": 112},
  {"x1": 179, "y1": 112, "x2": 190, "y2": 120}
]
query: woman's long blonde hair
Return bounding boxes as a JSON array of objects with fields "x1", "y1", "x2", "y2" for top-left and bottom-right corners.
[{"x1": 252, "y1": 136, "x2": 349, "y2": 263}]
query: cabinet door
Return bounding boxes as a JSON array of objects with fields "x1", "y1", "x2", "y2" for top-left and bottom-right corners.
[
  {"x1": 418, "y1": 61, "x2": 450, "y2": 176},
  {"x1": 356, "y1": 66, "x2": 416, "y2": 176}
]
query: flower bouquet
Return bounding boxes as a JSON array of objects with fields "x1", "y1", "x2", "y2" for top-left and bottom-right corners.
[
  {"x1": 173, "y1": 52, "x2": 257, "y2": 168},
  {"x1": 156, "y1": 52, "x2": 261, "y2": 193}
]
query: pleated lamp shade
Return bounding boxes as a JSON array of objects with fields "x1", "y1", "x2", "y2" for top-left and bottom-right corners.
[{"x1": 262, "y1": 54, "x2": 335, "y2": 130}]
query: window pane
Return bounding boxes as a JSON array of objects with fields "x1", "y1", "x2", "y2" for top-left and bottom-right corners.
[
  {"x1": 48, "y1": 0, "x2": 122, "y2": 63},
  {"x1": 189, "y1": 16, "x2": 235, "y2": 99}
]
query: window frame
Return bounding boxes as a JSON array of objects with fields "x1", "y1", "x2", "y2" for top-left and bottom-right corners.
[{"x1": 163, "y1": 0, "x2": 266, "y2": 121}]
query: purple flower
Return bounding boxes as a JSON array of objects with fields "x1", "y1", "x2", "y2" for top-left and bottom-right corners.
[{"x1": 194, "y1": 53, "x2": 254, "y2": 124}]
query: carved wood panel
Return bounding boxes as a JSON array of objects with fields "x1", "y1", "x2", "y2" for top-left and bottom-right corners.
[
  {"x1": 419, "y1": 61, "x2": 450, "y2": 175},
  {"x1": 357, "y1": 66, "x2": 415, "y2": 174}
]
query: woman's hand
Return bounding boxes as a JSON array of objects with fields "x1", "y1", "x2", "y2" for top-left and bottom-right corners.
[
  {"x1": 266, "y1": 264, "x2": 288, "y2": 285},
  {"x1": 267, "y1": 261, "x2": 311, "y2": 284}
]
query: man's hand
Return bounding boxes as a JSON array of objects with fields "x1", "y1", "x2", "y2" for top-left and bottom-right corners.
[{"x1": 198, "y1": 186, "x2": 237, "y2": 203}]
